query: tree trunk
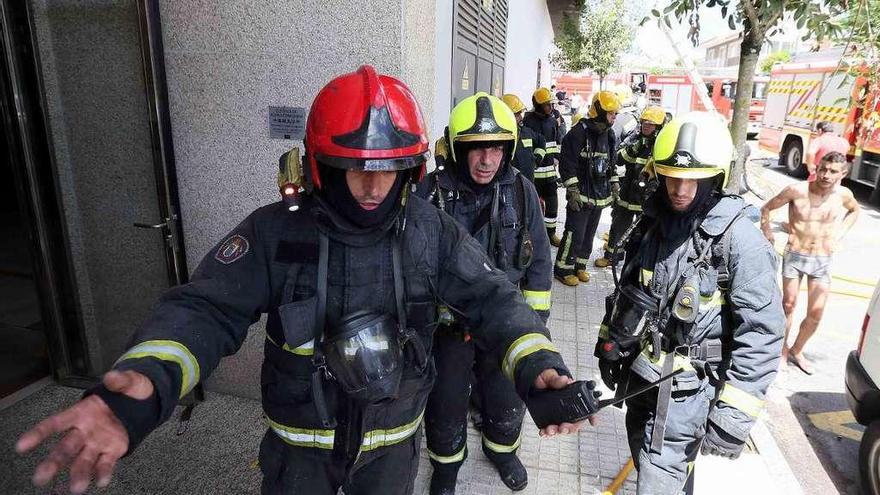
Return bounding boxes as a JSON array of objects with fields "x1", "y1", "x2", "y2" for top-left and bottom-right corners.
[
  {"x1": 727, "y1": 32, "x2": 761, "y2": 195},
  {"x1": 599, "y1": 75, "x2": 604, "y2": 90}
]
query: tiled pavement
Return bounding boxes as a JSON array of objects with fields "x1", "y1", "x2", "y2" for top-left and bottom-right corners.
[
  {"x1": 1, "y1": 190, "x2": 793, "y2": 495},
  {"x1": 411, "y1": 200, "x2": 638, "y2": 495}
]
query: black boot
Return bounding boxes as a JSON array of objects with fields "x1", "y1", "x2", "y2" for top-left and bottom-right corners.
[
  {"x1": 429, "y1": 459, "x2": 463, "y2": 495},
  {"x1": 483, "y1": 448, "x2": 528, "y2": 491}
]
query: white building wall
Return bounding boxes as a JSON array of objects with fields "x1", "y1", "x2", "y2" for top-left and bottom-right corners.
[{"x1": 504, "y1": 0, "x2": 555, "y2": 105}]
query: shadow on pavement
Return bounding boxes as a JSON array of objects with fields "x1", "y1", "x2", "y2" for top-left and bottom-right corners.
[{"x1": 788, "y1": 390, "x2": 863, "y2": 494}]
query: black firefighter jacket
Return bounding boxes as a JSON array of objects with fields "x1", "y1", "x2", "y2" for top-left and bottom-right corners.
[
  {"x1": 559, "y1": 118, "x2": 619, "y2": 207},
  {"x1": 415, "y1": 165, "x2": 553, "y2": 321},
  {"x1": 98, "y1": 193, "x2": 568, "y2": 467}
]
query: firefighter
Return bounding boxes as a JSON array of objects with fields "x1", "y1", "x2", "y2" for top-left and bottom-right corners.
[
  {"x1": 595, "y1": 105, "x2": 666, "y2": 268},
  {"x1": 502, "y1": 93, "x2": 546, "y2": 182},
  {"x1": 611, "y1": 84, "x2": 639, "y2": 142},
  {"x1": 554, "y1": 90, "x2": 621, "y2": 286},
  {"x1": 595, "y1": 112, "x2": 784, "y2": 494},
  {"x1": 16, "y1": 66, "x2": 588, "y2": 495},
  {"x1": 416, "y1": 92, "x2": 553, "y2": 494},
  {"x1": 523, "y1": 87, "x2": 566, "y2": 246}
]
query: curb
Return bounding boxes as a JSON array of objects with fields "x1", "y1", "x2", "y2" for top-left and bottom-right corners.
[{"x1": 751, "y1": 418, "x2": 805, "y2": 495}]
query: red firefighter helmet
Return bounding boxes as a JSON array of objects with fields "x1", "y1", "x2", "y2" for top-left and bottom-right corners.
[{"x1": 305, "y1": 65, "x2": 430, "y2": 189}]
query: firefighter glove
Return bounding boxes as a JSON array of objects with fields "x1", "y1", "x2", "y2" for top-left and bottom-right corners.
[
  {"x1": 566, "y1": 184, "x2": 583, "y2": 212},
  {"x1": 700, "y1": 421, "x2": 745, "y2": 459},
  {"x1": 598, "y1": 358, "x2": 621, "y2": 391}
]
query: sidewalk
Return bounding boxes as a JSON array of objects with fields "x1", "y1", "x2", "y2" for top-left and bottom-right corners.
[{"x1": 0, "y1": 191, "x2": 801, "y2": 495}]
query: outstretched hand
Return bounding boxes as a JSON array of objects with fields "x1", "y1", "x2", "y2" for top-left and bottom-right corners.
[
  {"x1": 15, "y1": 370, "x2": 152, "y2": 494},
  {"x1": 532, "y1": 369, "x2": 598, "y2": 437}
]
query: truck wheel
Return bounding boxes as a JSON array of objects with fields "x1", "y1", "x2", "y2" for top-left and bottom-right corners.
[
  {"x1": 781, "y1": 139, "x2": 806, "y2": 178},
  {"x1": 860, "y1": 420, "x2": 880, "y2": 495}
]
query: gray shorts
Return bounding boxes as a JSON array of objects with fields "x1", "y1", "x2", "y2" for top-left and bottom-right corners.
[{"x1": 781, "y1": 249, "x2": 832, "y2": 285}]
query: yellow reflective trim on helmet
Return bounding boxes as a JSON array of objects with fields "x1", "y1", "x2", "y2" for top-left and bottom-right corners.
[
  {"x1": 653, "y1": 164, "x2": 725, "y2": 180},
  {"x1": 117, "y1": 340, "x2": 200, "y2": 398},
  {"x1": 523, "y1": 289, "x2": 552, "y2": 311},
  {"x1": 360, "y1": 410, "x2": 425, "y2": 452},
  {"x1": 456, "y1": 133, "x2": 516, "y2": 143},
  {"x1": 502, "y1": 333, "x2": 559, "y2": 380},
  {"x1": 428, "y1": 445, "x2": 466, "y2": 464},
  {"x1": 482, "y1": 432, "x2": 522, "y2": 453},
  {"x1": 718, "y1": 384, "x2": 764, "y2": 418},
  {"x1": 267, "y1": 417, "x2": 336, "y2": 449}
]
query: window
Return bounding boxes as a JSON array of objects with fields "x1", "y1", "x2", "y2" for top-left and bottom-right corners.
[{"x1": 752, "y1": 82, "x2": 768, "y2": 100}]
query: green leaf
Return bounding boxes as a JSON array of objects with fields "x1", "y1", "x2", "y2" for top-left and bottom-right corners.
[
  {"x1": 728, "y1": 15, "x2": 736, "y2": 30},
  {"x1": 651, "y1": 9, "x2": 660, "y2": 17}
]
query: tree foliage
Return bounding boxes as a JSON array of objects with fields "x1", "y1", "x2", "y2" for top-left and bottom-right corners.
[
  {"x1": 834, "y1": 0, "x2": 880, "y2": 86},
  {"x1": 552, "y1": 0, "x2": 636, "y2": 87},
  {"x1": 760, "y1": 50, "x2": 791, "y2": 73},
  {"x1": 650, "y1": 0, "x2": 848, "y2": 193}
]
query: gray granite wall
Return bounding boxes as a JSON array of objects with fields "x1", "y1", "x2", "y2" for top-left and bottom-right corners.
[
  {"x1": 160, "y1": 0, "x2": 440, "y2": 399},
  {"x1": 29, "y1": 0, "x2": 171, "y2": 373}
]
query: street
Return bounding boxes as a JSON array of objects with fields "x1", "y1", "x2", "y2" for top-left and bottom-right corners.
[{"x1": 746, "y1": 141, "x2": 880, "y2": 495}]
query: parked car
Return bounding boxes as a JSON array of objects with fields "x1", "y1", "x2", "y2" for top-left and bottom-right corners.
[{"x1": 845, "y1": 279, "x2": 880, "y2": 494}]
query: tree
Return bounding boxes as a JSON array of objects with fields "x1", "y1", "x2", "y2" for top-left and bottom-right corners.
[
  {"x1": 652, "y1": 0, "x2": 847, "y2": 194},
  {"x1": 759, "y1": 50, "x2": 791, "y2": 74},
  {"x1": 835, "y1": 0, "x2": 880, "y2": 84},
  {"x1": 553, "y1": 0, "x2": 636, "y2": 89}
]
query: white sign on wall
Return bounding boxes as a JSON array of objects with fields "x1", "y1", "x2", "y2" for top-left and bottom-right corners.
[{"x1": 268, "y1": 106, "x2": 305, "y2": 140}]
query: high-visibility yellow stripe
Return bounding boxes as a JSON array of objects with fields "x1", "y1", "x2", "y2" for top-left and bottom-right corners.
[
  {"x1": 534, "y1": 148, "x2": 546, "y2": 158},
  {"x1": 117, "y1": 340, "x2": 200, "y2": 398},
  {"x1": 599, "y1": 324, "x2": 610, "y2": 340},
  {"x1": 562, "y1": 177, "x2": 579, "y2": 187},
  {"x1": 719, "y1": 384, "x2": 764, "y2": 418},
  {"x1": 579, "y1": 194, "x2": 613, "y2": 207},
  {"x1": 620, "y1": 148, "x2": 636, "y2": 162},
  {"x1": 523, "y1": 290, "x2": 552, "y2": 311},
  {"x1": 641, "y1": 346, "x2": 695, "y2": 372},
  {"x1": 640, "y1": 269, "x2": 653, "y2": 286},
  {"x1": 502, "y1": 333, "x2": 559, "y2": 380},
  {"x1": 267, "y1": 417, "x2": 336, "y2": 449},
  {"x1": 534, "y1": 170, "x2": 558, "y2": 179},
  {"x1": 615, "y1": 198, "x2": 643, "y2": 212},
  {"x1": 266, "y1": 334, "x2": 315, "y2": 356},
  {"x1": 360, "y1": 410, "x2": 425, "y2": 452},
  {"x1": 428, "y1": 445, "x2": 466, "y2": 464},
  {"x1": 699, "y1": 290, "x2": 725, "y2": 311},
  {"x1": 482, "y1": 432, "x2": 522, "y2": 453},
  {"x1": 521, "y1": 138, "x2": 533, "y2": 148},
  {"x1": 556, "y1": 232, "x2": 573, "y2": 269}
]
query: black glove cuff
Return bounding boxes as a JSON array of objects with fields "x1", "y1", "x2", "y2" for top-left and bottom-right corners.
[{"x1": 83, "y1": 385, "x2": 161, "y2": 455}]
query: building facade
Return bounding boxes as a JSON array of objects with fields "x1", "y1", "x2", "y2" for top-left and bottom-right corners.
[{"x1": 0, "y1": 0, "x2": 565, "y2": 400}]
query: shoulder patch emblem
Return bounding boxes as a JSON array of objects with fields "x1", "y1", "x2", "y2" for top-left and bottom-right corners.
[{"x1": 215, "y1": 234, "x2": 250, "y2": 265}]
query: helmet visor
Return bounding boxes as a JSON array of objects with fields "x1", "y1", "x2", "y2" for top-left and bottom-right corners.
[{"x1": 316, "y1": 152, "x2": 429, "y2": 172}]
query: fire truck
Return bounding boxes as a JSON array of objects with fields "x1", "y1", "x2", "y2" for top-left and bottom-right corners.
[
  {"x1": 758, "y1": 49, "x2": 880, "y2": 199},
  {"x1": 644, "y1": 72, "x2": 769, "y2": 135}
]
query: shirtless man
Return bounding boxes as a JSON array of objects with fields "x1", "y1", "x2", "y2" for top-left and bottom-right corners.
[{"x1": 761, "y1": 152, "x2": 860, "y2": 374}]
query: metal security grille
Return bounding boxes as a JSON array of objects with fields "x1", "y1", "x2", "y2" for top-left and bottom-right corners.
[{"x1": 452, "y1": 0, "x2": 508, "y2": 106}]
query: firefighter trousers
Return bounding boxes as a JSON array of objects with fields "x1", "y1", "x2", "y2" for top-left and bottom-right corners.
[
  {"x1": 258, "y1": 426, "x2": 421, "y2": 495},
  {"x1": 624, "y1": 374, "x2": 717, "y2": 495},
  {"x1": 424, "y1": 329, "x2": 526, "y2": 474},
  {"x1": 555, "y1": 205, "x2": 604, "y2": 276},
  {"x1": 534, "y1": 177, "x2": 559, "y2": 237},
  {"x1": 604, "y1": 204, "x2": 638, "y2": 261}
]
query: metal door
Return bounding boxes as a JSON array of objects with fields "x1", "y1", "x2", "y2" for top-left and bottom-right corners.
[{"x1": 0, "y1": 0, "x2": 186, "y2": 381}]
